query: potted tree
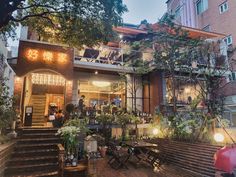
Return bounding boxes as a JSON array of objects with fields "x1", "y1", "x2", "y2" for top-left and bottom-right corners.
[{"x1": 115, "y1": 112, "x2": 134, "y2": 141}]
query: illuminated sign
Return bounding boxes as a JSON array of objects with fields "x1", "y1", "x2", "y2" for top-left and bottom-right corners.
[
  {"x1": 25, "y1": 48, "x2": 68, "y2": 64},
  {"x1": 17, "y1": 40, "x2": 74, "y2": 79},
  {"x1": 26, "y1": 49, "x2": 39, "y2": 61}
]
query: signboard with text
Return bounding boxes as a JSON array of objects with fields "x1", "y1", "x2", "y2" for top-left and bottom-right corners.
[{"x1": 16, "y1": 40, "x2": 74, "y2": 79}]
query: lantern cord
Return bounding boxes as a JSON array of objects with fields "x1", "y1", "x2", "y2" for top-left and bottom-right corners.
[{"x1": 216, "y1": 117, "x2": 236, "y2": 145}]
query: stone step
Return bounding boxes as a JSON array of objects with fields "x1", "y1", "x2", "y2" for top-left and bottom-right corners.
[
  {"x1": 17, "y1": 137, "x2": 60, "y2": 145},
  {"x1": 12, "y1": 149, "x2": 58, "y2": 158},
  {"x1": 15, "y1": 143, "x2": 57, "y2": 151},
  {"x1": 21, "y1": 133, "x2": 58, "y2": 139},
  {"x1": 32, "y1": 123, "x2": 46, "y2": 126},
  {"x1": 32, "y1": 119, "x2": 46, "y2": 122},
  {"x1": 32, "y1": 109, "x2": 45, "y2": 112},
  {"x1": 32, "y1": 119, "x2": 45, "y2": 123},
  {"x1": 22, "y1": 128, "x2": 58, "y2": 134},
  {"x1": 6, "y1": 171, "x2": 58, "y2": 177},
  {"x1": 4, "y1": 163, "x2": 58, "y2": 176},
  {"x1": 8, "y1": 156, "x2": 58, "y2": 166}
]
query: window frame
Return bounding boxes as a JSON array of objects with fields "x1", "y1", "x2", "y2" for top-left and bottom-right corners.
[
  {"x1": 196, "y1": 0, "x2": 208, "y2": 15},
  {"x1": 175, "y1": 6, "x2": 181, "y2": 19},
  {"x1": 224, "y1": 35, "x2": 233, "y2": 46},
  {"x1": 202, "y1": 25, "x2": 211, "y2": 32},
  {"x1": 219, "y1": 1, "x2": 229, "y2": 14}
]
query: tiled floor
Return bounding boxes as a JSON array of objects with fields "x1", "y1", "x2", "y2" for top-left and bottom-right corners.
[{"x1": 87, "y1": 157, "x2": 201, "y2": 177}]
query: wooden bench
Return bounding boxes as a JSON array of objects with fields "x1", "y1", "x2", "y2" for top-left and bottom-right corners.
[{"x1": 145, "y1": 138, "x2": 222, "y2": 177}]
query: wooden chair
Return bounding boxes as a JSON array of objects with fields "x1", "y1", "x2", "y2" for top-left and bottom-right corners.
[{"x1": 108, "y1": 142, "x2": 130, "y2": 170}]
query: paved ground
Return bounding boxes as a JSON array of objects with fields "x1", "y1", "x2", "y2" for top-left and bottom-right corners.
[{"x1": 88, "y1": 157, "x2": 201, "y2": 177}]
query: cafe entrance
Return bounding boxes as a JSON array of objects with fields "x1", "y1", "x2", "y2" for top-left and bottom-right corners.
[{"x1": 23, "y1": 71, "x2": 66, "y2": 126}]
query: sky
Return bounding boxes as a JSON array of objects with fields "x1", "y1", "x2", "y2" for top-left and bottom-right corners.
[{"x1": 122, "y1": 0, "x2": 167, "y2": 24}]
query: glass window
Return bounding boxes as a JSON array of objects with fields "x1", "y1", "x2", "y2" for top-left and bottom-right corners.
[
  {"x1": 175, "y1": 6, "x2": 181, "y2": 18},
  {"x1": 219, "y1": 1, "x2": 229, "y2": 14},
  {"x1": 224, "y1": 35, "x2": 233, "y2": 45},
  {"x1": 202, "y1": 25, "x2": 210, "y2": 32},
  {"x1": 196, "y1": 0, "x2": 208, "y2": 15}
]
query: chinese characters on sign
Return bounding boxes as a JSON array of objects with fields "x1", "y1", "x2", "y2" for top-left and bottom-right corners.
[
  {"x1": 26, "y1": 49, "x2": 38, "y2": 61},
  {"x1": 25, "y1": 49, "x2": 68, "y2": 64}
]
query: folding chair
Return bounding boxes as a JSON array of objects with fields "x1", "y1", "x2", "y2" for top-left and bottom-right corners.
[{"x1": 108, "y1": 142, "x2": 130, "y2": 170}]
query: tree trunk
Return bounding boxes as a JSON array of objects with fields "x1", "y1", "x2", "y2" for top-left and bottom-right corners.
[
  {"x1": 172, "y1": 76, "x2": 177, "y2": 114},
  {"x1": 134, "y1": 76, "x2": 137, "y2": 112},
  {"x1": 135, "y1": 123, "x2": 138, "y2": 139}
]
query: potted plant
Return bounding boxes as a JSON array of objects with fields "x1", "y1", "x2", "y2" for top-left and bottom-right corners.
[
  {"x1": 96, "y1": 113, "x2": 114, "y2": 144},
  {"x1": 115, "y1": 112, "x2": 134, "y2": 141},
  {"x1": 57, "y1": 126, "x2": 80, "y2": 166}
]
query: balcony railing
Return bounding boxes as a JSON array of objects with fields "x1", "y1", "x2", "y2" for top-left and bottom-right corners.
[{"x1": 74, "y1": 46, "x2": 124, "y2": 66}]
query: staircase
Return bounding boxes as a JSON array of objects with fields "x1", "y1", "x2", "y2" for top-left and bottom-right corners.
[
  {"x1": 31, "y1": 95, "x2": 46, "y2": 126},
  {"x1": 4, "y1": 128, "x2": 61, "y2": 177}
]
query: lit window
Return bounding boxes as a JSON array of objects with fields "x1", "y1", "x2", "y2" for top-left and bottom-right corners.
[
  {"x1": 196, "y1": 0, "x2": 208, "y2": 15},
  {"x1": 219, "y1": 1, "x2": 229, "y2": 14},
  {"x1": 224, "y1": 35, "x2": 233, "y2": 45}
]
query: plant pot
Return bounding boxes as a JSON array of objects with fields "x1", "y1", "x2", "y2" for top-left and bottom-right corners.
[{"x1": 99, "y1": 146, "x2": 107, "y2": 157}]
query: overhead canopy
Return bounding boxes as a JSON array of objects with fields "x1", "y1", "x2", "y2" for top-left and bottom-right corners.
[
  {"x1": 114, "y1": 24, "x2": 226, "y2": 40},
  {"x1": 113, "y1": 26, "x2": 148, "y2": 36},
  {"x1": 182, "y1": 26, "x2": 226, "y2": 39}
]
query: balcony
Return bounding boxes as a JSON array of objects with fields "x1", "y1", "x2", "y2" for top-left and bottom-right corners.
[{"x1": 73, "y1": 46, "x2": 134, "y2": 73}]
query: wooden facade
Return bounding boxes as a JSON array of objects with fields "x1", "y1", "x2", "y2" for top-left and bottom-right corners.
[{"x1": 143, "y1": 71, "x2": 163, "y2": 114}]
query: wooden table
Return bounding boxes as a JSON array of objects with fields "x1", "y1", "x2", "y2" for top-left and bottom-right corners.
[
  {"x1": 126, "y1": 141, "x2": 158, "y2": 167},
  {"x1": 64, "y1": 161, "x2": 88, "y2": 177}
]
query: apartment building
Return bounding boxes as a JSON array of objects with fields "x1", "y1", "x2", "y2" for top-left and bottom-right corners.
[
  {"x1": 166, "y1": 0, "x2": 236, "y2": 124},
  {"x1": 167, "y1": 0, "x2": 236, "y2": 64},
  {"x1": 0, "y1": 38, "x2": 15, "y2": 96}
]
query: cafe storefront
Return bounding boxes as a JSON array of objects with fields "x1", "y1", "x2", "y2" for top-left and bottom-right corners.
[{"x1": 14, "y1": 40, "x2": 127, "y2": 126}]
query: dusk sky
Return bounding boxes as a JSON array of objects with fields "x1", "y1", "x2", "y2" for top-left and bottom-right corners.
[{"x1": 123, "y1": 0, "x2": 167, "y2": 24}]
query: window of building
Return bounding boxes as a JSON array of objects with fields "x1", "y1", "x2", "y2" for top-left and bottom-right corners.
[
  {"x1": 196, "y1": 0, "x2": 208, "y2": 15},
  {"x1": 224, "y1": 35, "x2": 233, "y2": 45},
  {"x1": 202, "y1": 25, "x2": 210, "y2": 32},
  {"x1": 219, "y1": 1, "x2": 229, "y2": 14},
  {"x1": 175, "y1": 6, "x2": 181, "y2": 18}
]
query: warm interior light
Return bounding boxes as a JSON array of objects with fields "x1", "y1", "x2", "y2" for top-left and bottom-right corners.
[
  {"x1": 95, "y1": 71, "x2": 98, "y2": 75},
  {"x1": 15, "y1": 77, "x2": 21, "y2": 82},
  {"x1": 92, "y1": 81, "x2": 111, "y2": 87},
  {"x1": 214, "y1": 133, "x2": 225, "y2": 143},
  {"x1": 31, "y1": 73, "x2": 65, "y2": 86},
  {"x1": 185, "y1": 87, "x2": 191, "y2": 94},
  {"x1": 152, "y1": 128, "x2": 159, "y2": 136}
]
